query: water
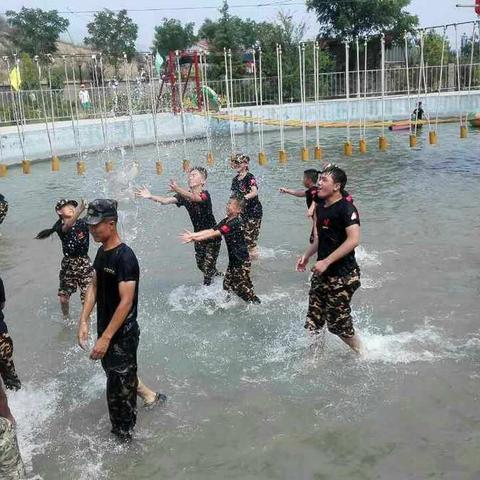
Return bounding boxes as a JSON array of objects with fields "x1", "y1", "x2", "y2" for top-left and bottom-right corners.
[{"x1": 1, "y1": 123, "x2": 479, "y2": 479}]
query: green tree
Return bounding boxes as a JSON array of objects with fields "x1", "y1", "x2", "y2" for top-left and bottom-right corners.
[
  {"x1": 84, "y1": 9, "x2": 138, "y2": 72},
  {"x1": 422, "y1": 31, "x2": 453, "y2": 66},
  {"x1": 5, "y1": 7, "x2": 69, "y2": 56},
  {"x1": 153, "y1": 18, "x2": 196, "y2": 57},
  {"x1": 306, "y1": 0, "x2": 418, "y2": 40}
]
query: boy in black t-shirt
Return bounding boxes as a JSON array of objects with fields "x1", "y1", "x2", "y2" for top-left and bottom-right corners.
[
  {"x1": 0, "y1": 277, "x2": 21, "y2": 391},
  {"x1": 35, "y1": 199, "x2": 93, "y2": 319},
  {"x1": 230, "y1": 154, "x2": 263, "y2": 259},
  {"x1": 279, "y1": 169, "x2": 320, "y2": 209},
  {"x1": 180, "y1": 197, "x2": 261, "y2": 304},
  {"x1": 135, "y1": 167, "x2": 222, "y2": 285},
  {"x1": 296, "y1": 166, "x2": 362, "y2": 354},
  {"x1": 78, "y1": 199, "x2": 165, "y2": 440}
]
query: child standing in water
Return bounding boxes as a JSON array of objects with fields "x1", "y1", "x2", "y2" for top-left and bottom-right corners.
[
  {"x1": 135, "y1": 167, "x2": 222, "y2": 286},
  {"x1": 279, "y1": 169, "x2": 319, "y2": 210},
  {"x1": 0, "y1": 276, "x2": 21, "y2": 391},
  {"x1": 35, "y1": 199, "x2": 93, "y2": 319},
  {"x1": 180, "y1": 197, "x2": 261, "y2": 304},
  {"x1": 230, "y1": 154, "x2": 263, "y2": 259}
]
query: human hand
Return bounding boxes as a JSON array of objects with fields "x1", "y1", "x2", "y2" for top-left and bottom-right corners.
[
  {"x1": 77, "y1": 321, "x2": 89, "y2": 350},
  {"x1": 279, "y1": 187, "x2": 287, "y2": 194},
  {"x1": 169, "y1": 179, "x2": 179, "y2": 192},
  {"x1": 134, "y1": 185, "x2": 152, "y2": 199},
  {"x1": 180, "y1": 229, "x2": 194, "y2": 244},
  {"x1": 90, "y1": 335, "x2": 111, "y2": 360},
  {"x1": 312, "y1": 259, "x2": 330, "y2": 274},
  {"x1": 295, "y1": 255, "x2": 309, "y2": 272}
]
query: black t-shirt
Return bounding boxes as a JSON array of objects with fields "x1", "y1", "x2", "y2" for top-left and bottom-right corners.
[
  {"x1": 316, "y1": 198, "x2": 360, "y2": 277},
  {"x1": 214, "y1": 216, "x2": 249, "y2": 267},
  {"x1": 305, "y1": 186, "x2": 318, "y2": 208},
  {"x1": 414, "y1": 107, "x2": 424, "y2": 120},
  {"x1": 55, "y1": 218, "x2": 90, "y2": 257},
  {"x1": 231, "y1": 172, "x2": 263, "y2": 219},
  {"x1": 175, "y1": 190, "x2": 217, "y2": 232},
  {"x1": 0, "y1": 277, "x2": 6, "y2": 334},
  {"x1": 93, "y1": 243, "x2": 139, "y2": 341}
]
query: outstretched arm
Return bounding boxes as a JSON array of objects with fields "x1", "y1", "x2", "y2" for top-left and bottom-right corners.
[
  {"x1": 62, "y1": 199, "x2": 87, "y2": 232},
  {"x1": 169, "y1": 180, "x2": 204, "y2": 203},
  {"x1": 279, "y1": 188, "x2": 306, "y2": 198},
  {"x1": 135, "y1": 185, "x2": 178, "y2": 205},
  {"x1": 180, "y1": 228, "x2": 222, "y2": 244}
]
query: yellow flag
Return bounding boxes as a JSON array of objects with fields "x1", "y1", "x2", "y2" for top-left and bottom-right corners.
[{"x1": 9, "y1": 66, "x2": 22, "y2": 91}]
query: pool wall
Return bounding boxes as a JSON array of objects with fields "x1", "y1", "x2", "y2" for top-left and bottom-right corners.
[{"x1": 0, "y1": 90, "x2": 479, "y2": 165}]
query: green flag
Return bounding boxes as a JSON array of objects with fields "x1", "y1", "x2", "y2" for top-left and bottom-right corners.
[{"x1": 155, "y1": 52, "x2": 164, "y2": 75}]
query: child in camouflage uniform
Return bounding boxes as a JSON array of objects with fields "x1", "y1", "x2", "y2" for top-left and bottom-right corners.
[
  {"x1": 181, "y1": 197, "x2": 260, "y2": 304},
  {"x1": 135, "y1": 167, "x2": 222, "y2": 285},
  {"x1": 0, "y1": 277, "x2": 21, "y2": 392},
  {"x1": 35, "y1": 199, "x2": 93, "y2": 319},
  {"x1": 296, "y1": 165, "x2": 362, "y2": 353},
  {"x1": 230, "y1": 154, "x2": 263, "y2": 259}
]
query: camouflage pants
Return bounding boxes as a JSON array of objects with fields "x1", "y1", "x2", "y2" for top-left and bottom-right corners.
[
  {"x1": 101, "y1": 332, "x2": 139, "y2": 438},
  {"x1": 224, "y1": 262, "x2": 261, "y2": 304},
  {"x1": 0, "y1": 333, "x2": 21, "y2": 391},
  {"x1": 194, "y1": 239, "x2": 221, "y2": 285},
  {"x1": 0, "y1": 418, "x2": 26, "y2": 480},
  {"x1": 306, "y1": 270, "x2": 361, "y2": 338},
  {"x1": 243, "y1": 217, "x2": 262, "y2": 251},
  {"x1": 0, "y1": 200, "x2": 8, "y2": 226},
  {"x1": 58, "y1": 256, "x2": 93, "y2": 302}
]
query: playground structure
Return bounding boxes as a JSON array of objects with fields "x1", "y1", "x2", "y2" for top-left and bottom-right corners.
[{"x1": 0, "y1": 20, "x2": 479, "y2": 176}]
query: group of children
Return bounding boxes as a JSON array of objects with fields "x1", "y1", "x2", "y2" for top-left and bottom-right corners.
[{"x1": 0, "y1": 153, "x2": 363, "y2": 449}]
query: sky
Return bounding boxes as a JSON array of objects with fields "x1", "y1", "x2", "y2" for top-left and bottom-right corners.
[{"x1": 1, "y1": 0, "x2": 478, "y2": 50}]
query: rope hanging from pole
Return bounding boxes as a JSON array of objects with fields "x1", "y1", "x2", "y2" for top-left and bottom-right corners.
[
  {"x1": 313, "y1": 41, "x2": 322, "y2": 159},
  {"x1": 461, "y1": 22, "x2": 477, "y2": 138},
  {"x1": 299, "y1": 43, "x2": 308, "y2": 161},
  {"x1": 404, "y1": 33, "x2": 417, "y2": 148},
  {"x1": 199, "y1": 51, "x2": 214, "y2": 166},
  {"x1": 175, "y1": 50, "x2": 190, "y2": 172},
  {"x1": 359, "y1": 37, "x2": 368, "y2": 153},
  {"x1": 378, "y1": 33, "x2": 387, "y2": 151},
  {"x1": 276, "y1": 44, "x2": 287, "y2": 163},
  {"x1": 224, "y1": 48, "x2": 236, "y2": 159},
  {"x1": 146, "y1": 53, "x2": 163, "y2": 174},
  {"x1": 344, "y1": 40, "x2": 353, "y2": 156},
  {"x1": 70, "y1": 56, "x2": 84, "y2": 170}
]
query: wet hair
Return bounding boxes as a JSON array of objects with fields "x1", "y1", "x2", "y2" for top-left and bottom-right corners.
[
  {"x1": 303, "y1": 169, "x2": 320, "y2": 183},
  {"x1": 190, "y1": 166, "x2": 208, "y2": 179},
  {"x1": 322, "y1": 165, "x2": 348, "y2": 193},
  {"x1": 229, "y1": 195, "x2": 245, "y2": 212},
  {"x1": 232, "y1": 153, "x2": 250, "y2": 167}
]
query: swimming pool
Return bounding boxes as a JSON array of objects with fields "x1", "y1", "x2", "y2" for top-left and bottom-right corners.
[{"x1": 2, "y1": 122, "x2": 480, "y2": 478}]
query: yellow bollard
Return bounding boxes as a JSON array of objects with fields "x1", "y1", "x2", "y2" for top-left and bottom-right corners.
[
  {"x1": 359, "y1": 138, "x2": 367, "y2": 153},
  {"x1": 258, "y1": 151, "x2": 267, "y2": 166},
  {"x1": 429, "y1": 131, "x2": 437, "y2": 145},
  {"x1": 0, "y1": 164, "x2": 7, "y2": 177},
  {"x1": 105, "y1": 160, "x2": 113, "y2": 173},
  {"x1": 76, "y1": 161, "x2": 86, "y2": 175},
  {"x1": 51, "y1": 155, "x2": 60, "y2": 172},
  {"x1": 378, "y1": 136, "x2": 388, "y2": 151},
  {"x1": 22, "y1": 160, "x2": 31, "y2": 174},
  {"x1": 279, "y1": 150, "x2": 287, "y2": 164},
  {"x1": 183, "y1": 159, "x2": 190, "y2": 172},
  {"x1": 409, "y1": 134, "x2": 417, "y2": 148},
  {"x1": 460, "y1": 125, "x2": 468, "y2": 139},
  {"x1": 343, "y1": 141, "x2": 353, "y2": 156},
  {"x1": 301, "y1": 147, "x2": 309, "y2": 161},
  {"x1": 207, "y1": 152, "x2": 214, "y2": 167},
  {"x1": 155, "y1": 160, "x2": 163, "y2": 175},
  {"x1": 314, "y1": 146, "x2": 323, "y2": 160}
]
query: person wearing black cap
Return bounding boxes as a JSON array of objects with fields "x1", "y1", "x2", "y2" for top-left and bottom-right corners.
[
  {"x1": 35, "y1": 199, "x2": 93, "y2": 319},
  {"x1": 77, "y1": 199, "x2": 166, "y2": 440}
]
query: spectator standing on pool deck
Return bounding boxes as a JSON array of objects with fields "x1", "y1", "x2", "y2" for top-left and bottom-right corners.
[{"x1": 79, "y1": 84, "x2": 91, "y2": 111}]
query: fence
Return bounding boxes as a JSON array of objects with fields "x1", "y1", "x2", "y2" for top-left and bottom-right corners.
[{"x1": 1, "y1": 63, "x2": 479, "y2": 126}]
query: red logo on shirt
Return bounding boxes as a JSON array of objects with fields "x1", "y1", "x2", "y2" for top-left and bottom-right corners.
[
  {"x1": 220, "y1": 225, "x2": 231, "y2": 234},
  {"x1": 250, "y1": 178, "x2": 256, "y2": 186},
  {"x1": 323, "y1": 218, "x2": 330, "y2": 227},
  {"x1": 200, "y1": 192, "x2": 208, "y2": 201}
]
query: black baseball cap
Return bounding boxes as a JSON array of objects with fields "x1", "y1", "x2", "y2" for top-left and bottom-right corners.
[
  {"x1": 84, "y1": 199, "x2": 118, "y2": 225},
  {"x1": 55, "y1": 199, "x2": 78, "y2": 212}
]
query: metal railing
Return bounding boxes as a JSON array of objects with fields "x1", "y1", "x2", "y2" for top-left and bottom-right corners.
[{"x1": 0, "y1": 63, "x2": 479, "y2": 126}]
